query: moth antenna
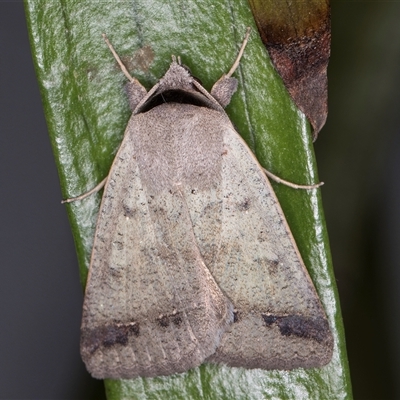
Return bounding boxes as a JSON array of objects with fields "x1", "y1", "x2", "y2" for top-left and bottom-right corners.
[
  {"x1": 102, "y1": 33, "x2": 138, "y2": 84},
  {"x1": 263, "y1": 168, "x2": 324, "y2": 190},
  {"x1": 226, "y1": 27, "x2": 251, "y2": 78}
]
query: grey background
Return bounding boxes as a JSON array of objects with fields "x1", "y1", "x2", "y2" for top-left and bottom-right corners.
[
  {"x1": 0, "y1": 2, "x2": 105, "y2": 399},
  {"x1": 1, "y1": 1, "x2": 400, "y2": 399}
]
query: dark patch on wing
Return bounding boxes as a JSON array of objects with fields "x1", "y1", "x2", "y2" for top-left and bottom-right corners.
[
  {"x1": 157, "y1": 314, "x2": 170, "y2": 327},
  {"x1": 257, "y1": 229, "x2": 268, "y2": 243},
  {"x1": 157, "y1": 312, "x2": 183, "y2": 328},
  {"x1": 81, "y1": 321, "x2": 140, "y2": 355},
  {"x1": 267, "y1": 258, "x2": 280, "y2": 275},
  {"x1": 262, "y1": 314, "x2": 330, "y2": 343},
  {"x1": 237, "y1": 198, "x2": 251, "y2": 211},
  {"x1": 233, "y1": 310, "x2": 239, "y2": 323},
  {"x1": 172, "y1": 313, "x2": 183, "y2": 326},
  {"x1": 122, "y1": 204, "x2": 135, "y2": 218},
  {"x1": 113, "y1": 241, "x2": 124, "y2": 250}
]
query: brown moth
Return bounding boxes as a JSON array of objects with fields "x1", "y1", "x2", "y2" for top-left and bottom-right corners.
[{"x1": 66, "y1": 29, "x2": 333, "y2": 379}]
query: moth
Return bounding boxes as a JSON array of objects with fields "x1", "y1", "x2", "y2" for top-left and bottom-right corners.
[{"x1": 66, "y1": 29, "x2": 333, "y2": 379}]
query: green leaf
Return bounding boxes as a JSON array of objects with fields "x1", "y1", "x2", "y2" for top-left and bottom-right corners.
[{"x1": 24, "y1": 1, "x2": 352, "y2": 399}]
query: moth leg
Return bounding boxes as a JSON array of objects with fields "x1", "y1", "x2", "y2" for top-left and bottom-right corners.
[
  {"x1": 102, "y1": 34, "x2": 148, "y2": 111},
  {"x1": 61, "y1": 177, "x2": 107, "y2": 204},
  {"x1": 211, "y1": 27, "x2": 251, "y2": 108},
  {"x1": 263, "y1": 168, "x2": 324, "y2": 190}
]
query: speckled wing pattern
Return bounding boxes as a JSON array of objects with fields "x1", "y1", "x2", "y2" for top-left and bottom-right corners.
[
  {"x1": 79, "y1": 40, "x2": 333, "y2": 378},
  {"x1": 203, "y1": 126, "x2": 334, "y2": 369},
  {"x1": 80, "y1": 103, "x2": 234, "y2": 379},
  {"x1": 81, "y1": 99, "x2": 333, "y2": 378}
]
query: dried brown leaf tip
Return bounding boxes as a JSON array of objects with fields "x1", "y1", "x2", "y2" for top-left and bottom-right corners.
[{"x1": 249, "y1": 0, "x2": 331, "y2": 139}]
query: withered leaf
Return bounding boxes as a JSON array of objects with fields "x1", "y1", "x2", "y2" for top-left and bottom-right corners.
[{"x1": 248, "y1": 0, "x2": 331, "y2": 139}]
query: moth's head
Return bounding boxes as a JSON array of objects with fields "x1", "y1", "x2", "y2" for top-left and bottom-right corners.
[
  {"x1": 135, "y1": 56, "x2": 218, "y2": 113},
  {"x1": 158, "y1": 56, "x2": 195, "y2": 93}
]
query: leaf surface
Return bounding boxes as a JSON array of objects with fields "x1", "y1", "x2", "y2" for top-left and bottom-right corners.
[{"x1": 24, "y1": 1, "x2": 351, "y2": 398}]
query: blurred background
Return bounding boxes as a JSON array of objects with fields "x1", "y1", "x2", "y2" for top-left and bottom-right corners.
[
  {"x1": 1, "y1": 1, "x2": 399, "y2": 398},
  {"x1": 316, "y1": 2, "x2": 400, "y2": 398}
]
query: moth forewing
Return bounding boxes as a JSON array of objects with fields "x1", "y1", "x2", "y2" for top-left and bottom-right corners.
[
  {"x1": 80, "y1": 67, "x2": 235, "y2": 381},
  {"x1": 203, "y1": 124, "x2": 333, "y2": 369}
]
